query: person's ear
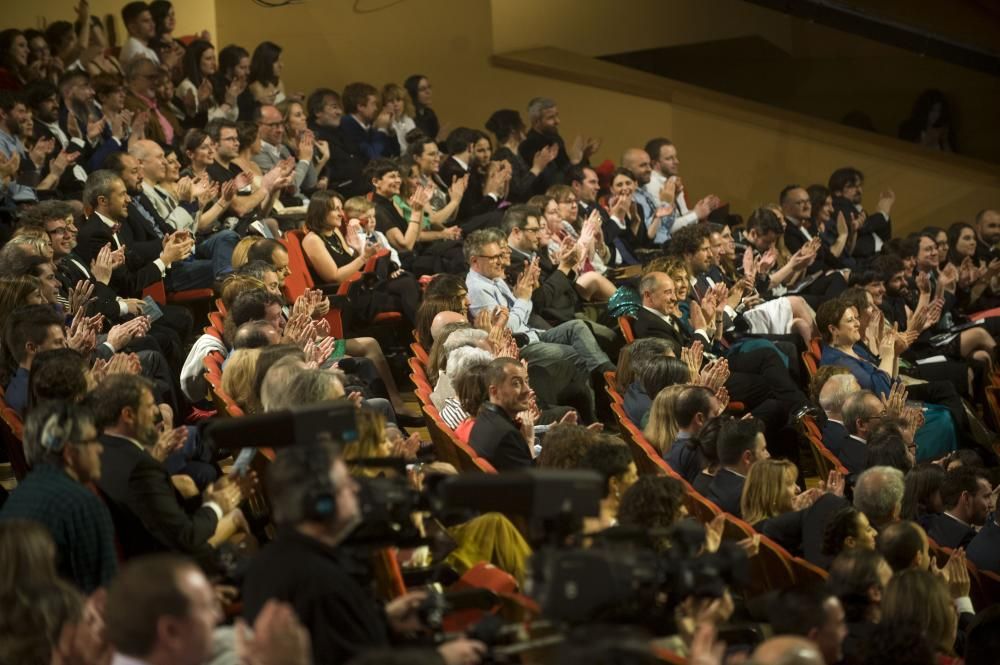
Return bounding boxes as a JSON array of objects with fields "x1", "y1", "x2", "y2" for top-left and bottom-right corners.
[
  {"x1": 844, "y1": 535, "x2": 857, "y2": 550},
  {"x1": 867, "y1": 583, "x2": 882, "y2": 605},
  {"x1": 741, "y1": 449, "x2": 753, "y2": 467}
]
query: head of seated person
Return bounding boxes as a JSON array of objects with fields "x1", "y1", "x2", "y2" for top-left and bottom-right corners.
[
  {"x1": 643, "y1": 384, "x2": 685, "y2": 454},
  {"x1": 257, "y1": 348, "x2": 307, "y2": 412},
  {"x1": 814, "y1": 368, "x2": 858, "y2": 419},
  {"x1": 576, "y1": 437, "x2": 636, "y2": 529},
  {"x1": 246, "y1": 239, "x2": 289, "y2": 288},
  {"x1": 882, "y1": 568, "x2": 958, "y2": 659},
  {"x1": 637, "y1": 271, "x2": 678, "y2": 318},
  {"x1": 0, "y1": 276, "x2": 47, "y2": 325},
  {"x1": 901, "y1": 463, "x2": 945, "y2": 522},
  {"x1": 453, "y1": 361, "x2": 490, "y2": 421},
  {"x1": 744, "y1": 207, "x2": 783, "y2": 255},
  {"x1": 817, "y1": 298, "x2": 861, "y2": 352},
  {"x1": 864, "y1": 422, "x2": 913, "y2": 473},
  {"x1": 740, "y1": 457, "x2": 798, "y2": 526},
  {"x1": 617, "y1": 337, "x2": 674, "y2": 393},
  {"x1": 822, "y1": 506, "x2": 879, "y2": 560},
  {"x1": 767, "y1": 586, "x2": 847, "y2": 665},
  {"x1": 222, "y1": 347, "x2": 261, "y2": 412},
  {"x1": 22, "y1": 400, "x2": 102, "y2": 485},
  {"x1": 483, "y1": 357, "x2": 530, "y2": 421},
  {"x1": 28, "y1": 348, "x2": 91, "y2": 412},
  {"x1": 842, "y1": 390, "x2": 882, "y2": 441},
  {"x1": 424, "y1": 273, "x2": 469, "y2": 315},
  {"x1": 938, "y1": 465, "x2": 992, "y2": 529},
  {"x1": 617, "y1": 475, "x2": 687, "y2": 553},
  {"x1": 232, "y1": 319, "x2": 280, "y2": 351},
  {"x1": 3, "y1": 305, "x2": 67, "y2": 391},
  {"x1": 428, "y1": 323, "x2": 482, "y2": 382},
  {"x1": 827, "y1": 548, "x2": 892, "y2": 626},
  {"x1": 879, "y1": 519, "x2": 932, "y2": 573},
  {"x1": 717, "y1": 416, "x2": 768, "y2": 476},
  {"x1": 279, "y1": 368, "x2": 345, "y2": 411},
  {"x1": 503, "y1": 204, "x2": 545, "y2": 259},
  {"x1": 639, "y1": 354, "x2": 690, "y2": 400},
  {"x1": 853, "y1": 466, "x2": 905, "y2": 533},
  {"x1": 224, "y1": 288, "x2": 284, "y2": 347},
  {"x1": 89, "y1": 372, "x2": 160, "y2": 436},
  {"x1": 667, "y1": 224, "x2": 714, "y2": 279},
  {"x1": 415, "y1": 298, "x2": 464, "y2": 351},
  {"x1": 536, "y1": 423, "x2": 597, "y2": 470},
  {"x1": 104, "y1": 554, "x2": 221, "y2": 665}
]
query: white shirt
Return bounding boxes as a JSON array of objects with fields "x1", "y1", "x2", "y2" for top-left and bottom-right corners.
[
  {"x1": 645, "y1": 169, "x2": 698, "y2": 229},
  {"x1": 96, "y1": 210, "x2": 167, "y2": 276},
  {"x1": 119, "y1": 36, "x2": 160, "y2": 65}
]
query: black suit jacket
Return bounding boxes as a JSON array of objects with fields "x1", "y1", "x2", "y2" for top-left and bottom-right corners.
[
  {"x1": 822, "y1": 420, "x2": 866, "y2": 476},
  {"x1": 439, "y1": 156, "x2": 468, "y2": 191},
  {"x1": 631, "y1": 307, "x2": 707, "y2": 351},
  {"x1": 468, "y1": 403, "x2": 534, "y2": 471},
  {"x1": 924, "y1": 512, "x2": 977, "y2": 550},
  {"x1": 56, "y1": 253, "x2": 123, "y2": 322},
  {"x1": 507, "y1": 248, "x2": 577, "y2": 326},
  {"x1": 831, "y1": 196, "x2": 890, "y2": 260},
  {"x1": 707, "y1": 468, "x2": 745, "y2": 517},
  {"x1": 76, "y1": 214, "x2": 163, "y2": 297},
  {"x1": 97, "y1": 434, "x2": 218, "y2": 565},
  {"x1": 338, "y1": 114, "x2": 399, "y2": 164},
  {"x1": 761, "y1": 493, "x2": 850, "y2": 566},
  {"x1": 967, "y1": 519, "x2": 1000, "y2": 575},
  {"x1": 310, "y1": 122, "x2": 368, "y2": 199},
  {"x1": 119, "y1": 201, "x2": 167, "y2": 268}
]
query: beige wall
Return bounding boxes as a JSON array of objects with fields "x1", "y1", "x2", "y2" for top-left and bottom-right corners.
[{"x1": 7, "y1": 0, "x2": 215, "y2": 46}]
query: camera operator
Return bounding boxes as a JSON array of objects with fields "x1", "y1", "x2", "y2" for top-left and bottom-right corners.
[{"x1": 241, "y1": 442, "x2": 486, "y2": 665}]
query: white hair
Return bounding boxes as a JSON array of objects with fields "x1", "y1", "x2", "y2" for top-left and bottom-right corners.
[
  {"x1": 442, "y1": 327, "x2": 487, "y2": 354},
  {"x1": 445, "y1": 346, "x2": 494, "y2": 380},
  {"x1": 818, "y1": 373, "x2": 859, "y2": 414}
]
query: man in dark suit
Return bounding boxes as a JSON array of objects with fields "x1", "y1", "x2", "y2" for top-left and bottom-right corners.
[
  {"x1": 517, "y1": 97, "x2": 598, "y2": 193},
  {"x1": 833, "y1": 389, "x2": 882, "y2": 476},
  {"x1": 762, "y1": 493, "x2": 850, "y2": 566},
  {"x1": 878, "y1": 520, "x2": 933, "y2": 573},
  {"x1": 828, "y1": 167, "x2": 893, "y2": 261},
  {"x1": 780, "y1": 184, "x2": 852, "y2": 274},
  {"x1": 707, "y1": 418, "x2": 769, "y2": 518},
  {"x1": 967, "y1": 514, "x2": 1000, "y2": 575},
  {"x1": 570, "y1": 165, "x2": 638, "y2": 266},
  {"x1": 306, "y1": 87, "x2": 367, "y2": 198},
  {"x1": 924, "y1": 466, "x2": 992, "y2": 550},
  {"x1": 468, "y1": 358, "x2": 535, "y2": 471},
  {"x1": 504, "y1": 204, "x2": 578, "y2": 328},
  {"x1": 338, "y1": 82, "x2": 399, "y2": 164},
  {"x1": 973, "y1": 208, "x2": 1000, "y2": 264},
  {"x1": 93, "y1": 375, "x2": 242, "y2": 568}
]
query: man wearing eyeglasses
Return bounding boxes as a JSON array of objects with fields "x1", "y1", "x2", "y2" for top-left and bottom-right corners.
[
  {"x1": 465, "y1": 225, "x2": 615, "y2": 423},
  {"x1": 253, "y1": 104, "x2": 320, "y2": 205}
]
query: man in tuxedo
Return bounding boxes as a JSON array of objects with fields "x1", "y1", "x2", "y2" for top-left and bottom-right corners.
[
  {"x1": 438, "y1": 127, "x2": 476, "y2": 186},
  {"x1": 338, "y1": 82, "x2": 399, "y2": 164},
  {"x1": 94, "y1": 375, "x2": 243, "y2": 566},
  {"x1": 839, "y1": 390, "x2": 882, "y2": 474},
  {"x1": 924, "y1": 466, "x2": 991, "y2": 549},
  {"x1": 974, "y1": 208, "x2": 1000, "y2": 263},
  {"x1": 818, "y1": 373, "x2": 865, "y2": 474},
  {"x1": 827, "y1": 167, "x2": 893, "y2": 261},
  {"x1": 665, "y1": 385, "x2": 721, "y2": 485},
  {"x1": 468, "y1": 358, "x2": 535, "y2": 471},
  {"x1": 707, "y1": 418, "x2": 769, "y2": 518},
  {"x1": 74, "y1": 170, "x2": 194, "y2": 371},
  {"x1": 632, "y1": 271, "x2": 704, "y2": 350},
  {"x1": 780, "y1": 184, "x2": 852, "y2": 275}
]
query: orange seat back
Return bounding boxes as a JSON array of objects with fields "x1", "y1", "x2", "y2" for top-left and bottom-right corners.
[{"x1": 619, "y1": 316, "x2": 636, "y2": 343}]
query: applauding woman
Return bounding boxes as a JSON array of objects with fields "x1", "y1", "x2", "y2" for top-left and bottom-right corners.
[{"x1": 301, "y1": 190, "x2": 419, "y2": 326}]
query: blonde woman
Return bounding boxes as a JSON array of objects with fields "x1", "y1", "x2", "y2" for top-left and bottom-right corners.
[
  {"x1": 381, "y1": 83, "x2": 416, "y2": 155},
  {"x1": 739, "y1": 458, "x2": 799, "y2": 527},
  {"x1": 643, "y1": 384, "x2": 686, "y2": 455},
  {"x1": 221, "y1": 347, "x2": 261, "y2": 413}
]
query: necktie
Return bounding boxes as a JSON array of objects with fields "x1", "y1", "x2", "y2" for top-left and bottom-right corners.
[{"x1": 132, "y1": 202, "x2": 164, "y2": 239}]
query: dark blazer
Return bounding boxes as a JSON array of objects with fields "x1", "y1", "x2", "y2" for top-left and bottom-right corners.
[
  {"x1": 761, "y1": 493, "x2": 850, "y2": 566},
  {"x1": 56, "y1": 253, "x2": 124, "y2": 322},
  {"x1": 631, "y1": 306, "x2": 707, "y2": 351},
  {"x1": 784, "y1": 219, "x2": 848, "y2": 272},
  {"x1": 822, "y1": 420, "x2": 866, "y2": 475},
  {"x1": 507, "y1": 248, "x2": 577, "y2": 326},
  {"x1": 706, "y1": 468, "x2": 745, "y2": 517},
  {"x1": 338, "y1": 114, "x2": 399, "y2": 164},
  {"x1": 310, "y1": 122, "x2": 367, "y2": 199},
  {"x1": 97, "y1": 434, "x2": 218, "y2": 565},
  {"x1": 831, "y1": 196, "x2": 890, "y2": 260},
  {"x1": 438, "y1": 156, "x2": 468, "y2": 190},
  {"x1": 76, "y1": 213, "x2": 163, "y2": 297},
  {"x1": 468, "y1": 403, "x2": 534, "y2": 471},
  {"x1": 120, "y1": 200, "x2": 167, "y2": 268},
  {"x1": 967, "y1": 519, "x2": 1000, "y2": 575},
  {"x1": 924, "y1": 512, "x2": 977, "y2": 550}
]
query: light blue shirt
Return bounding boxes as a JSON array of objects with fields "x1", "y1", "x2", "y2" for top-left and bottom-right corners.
[
  {"x1": 465, "y1": 269, "x2": 538, "y2": 342},
  {"x1": 0, "y1": 128, "x2": 37, "y2": 203},
  {"x1": 634, "y1": 187, "x2": 676, "y2": 245}
]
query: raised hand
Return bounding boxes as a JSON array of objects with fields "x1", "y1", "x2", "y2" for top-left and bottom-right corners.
[
  {"x1": 876, "y1": 188, "x2": 895, "y2": 217},
  {"x1": 151, "y1": 425, "x2": 188, "y2": 462},
  {"x1": 822, "y1": 470, "x2": 846, "y2": 497},
  {"x1": 449, "y1": 174, "x2": 469, "y2": 200},
  {"x1": 86, "y1": 116, "x2": 107, "y2": 142},
  {"x1": 881, "y1": 381, "x2": 908, "y2": 418},
  {"x1": 531, "y1": 143, "x2": 558, "y2": 172},
  {"x1": 681, "y1": 340, "x2": 704, "y2": 381}
]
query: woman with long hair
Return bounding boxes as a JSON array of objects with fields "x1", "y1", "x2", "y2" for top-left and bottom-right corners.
[
  {"x1": 404, "y1": 74, "x2": 441, "y2": 141},
  {"x1": 0, "y1": 29, "x2": 31, "y2": 90},
  {"x1": 248, "y1": 41, "x2": 285, "y2": 105},
  {"x1": 740, "y1": 458, "x2": 805, "y2": 527},
  {"x1": 882, "y1": 569, "x2": 961, "y2": 663},
  {"x1": 301, "y1": 191, "x2": 419, "y2": 326},
  {"x1": 215, "y1": 44, "x2": 252, "y2": 121},
  {"x1": 408, "y1": 135, "x2": 465, "y2": 226},
  {"x1": 280, "y1": 99, "x2": 328, "y2": 192},
  {"x1": 180, "y1": 128, "x2": 215, "y2": 178},
  {"x1": 946, "y1": 221, "x2": 1000, "y2": 309},
  {"x1": 175, "y1": 39, "x2": 218, "y2": 128},
  {"x1": 534, "y1": 191, "x2": 616, "y2": 301},
  {"x1": 901, "y1": 463, "x2": 946, "y2": 524},
  {"x1": 643, "y1": 384, "x2": 686, "y2": 456},
  {"x1": 821, "y1": 506, "x2": 878, "y2": 561}
]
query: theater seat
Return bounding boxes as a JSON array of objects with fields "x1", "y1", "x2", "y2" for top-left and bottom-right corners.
[{"x1": 142, "y1": 280, "x2": 213, "y2": 307}]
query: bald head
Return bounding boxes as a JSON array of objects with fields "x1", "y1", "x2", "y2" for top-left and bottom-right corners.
[
  {"x1": 430, "y1": 311, "x2": 468, "y2": 341},
  {"x1": 621, "y1": 148, "x2": 652, "y2": 185},
  {"x1": 751, "y1": 637, "x2": 823, "y2": 665}
]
